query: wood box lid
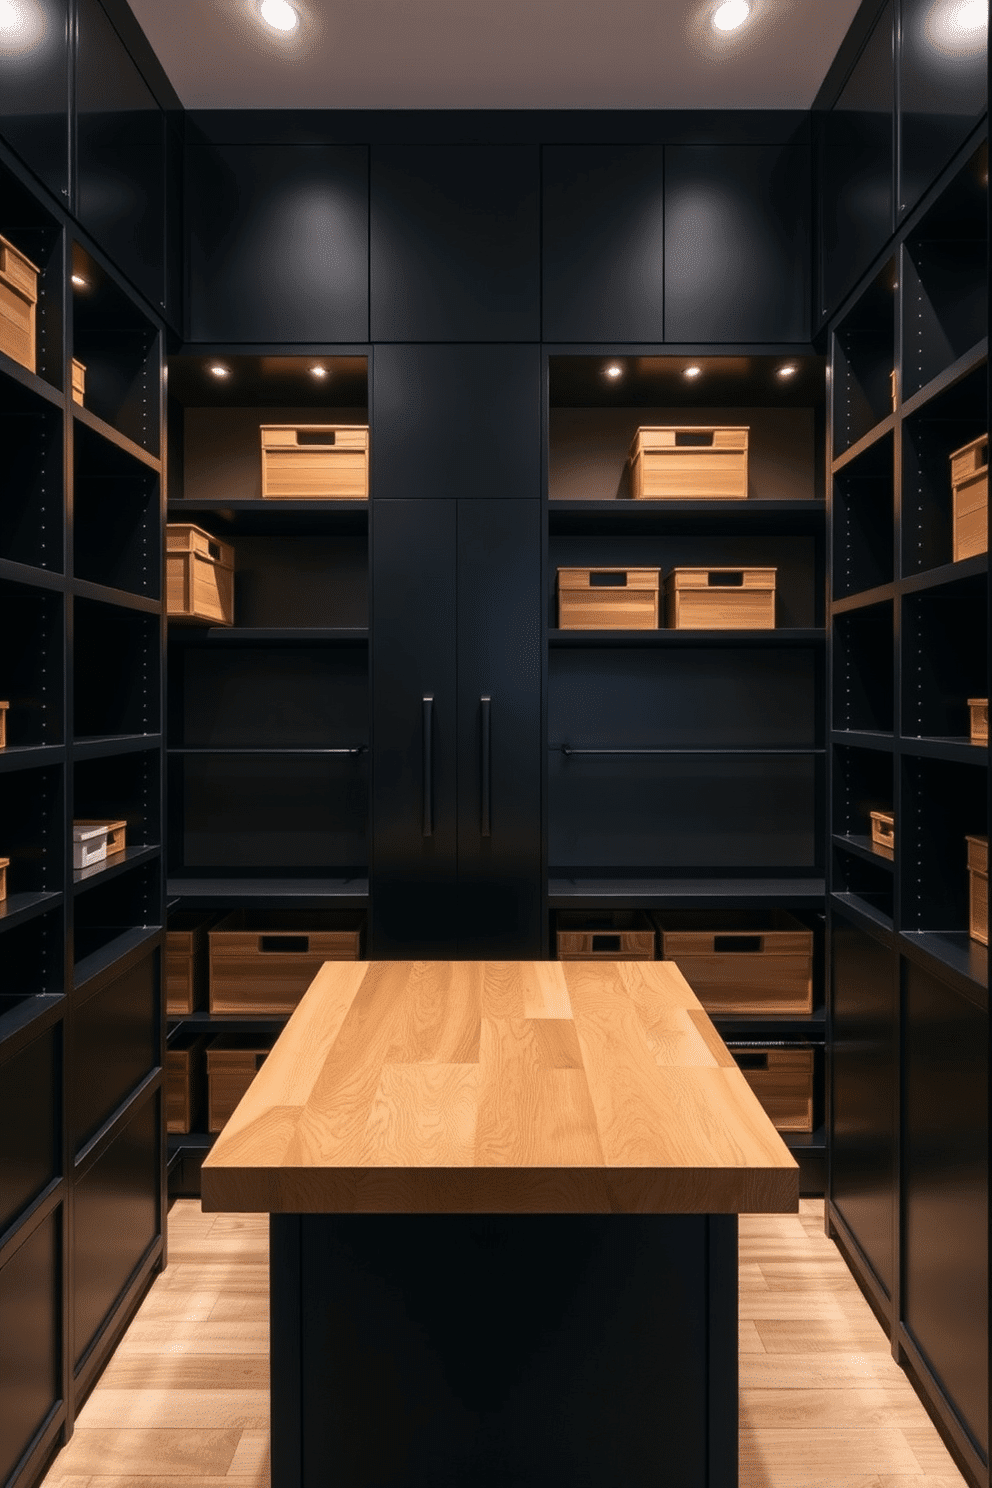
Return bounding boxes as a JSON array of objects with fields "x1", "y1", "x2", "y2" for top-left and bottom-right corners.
[
  {"x1": 557, "y1": 567, "x2": 660, "y2": 591},
  {"x1": 665, "y1": 567, "x2": 776, "y2": 591},
  {"x1": 74, "y1": 818, "x2": 126, "y2": 834},
  {"x1": 968, "y1": 698, "x2": 988, "y2": 707},
  {"x1": 0, "y1": 858, "x2": 9, "y2": 869},
  {"x1": 166, "y1": 523, "x2": 235, "y2": 568},
  {"x1": 0, "y1": 234, "x2": 40, "y2": 298},
  {"x1": 950, "y1": 435, "x2": 989, "y2": 483},
  {"x1": 629, "y1": 426, "x2": 749, "y2": 459},
  {"x1": 966, "y1": 834, "x2": 988, "y2": 874},
  {"x1": 261, "y1": 424, "x2": 368, "y2": 451},
  {"x1": 0, "y1": 701, "x2": 7, "y2": 710}
]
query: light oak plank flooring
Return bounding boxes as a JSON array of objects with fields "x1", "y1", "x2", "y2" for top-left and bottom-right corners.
[{"x1": 40, "y1": 1198, "x2": 966, "y2": 1488}]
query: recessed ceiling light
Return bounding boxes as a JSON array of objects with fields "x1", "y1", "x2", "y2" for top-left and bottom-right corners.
[
  {"x1": 209, "y1": 364, "x2": 230, "y2": 379},
  {"x1": 776, "y1": 364, "x2": 798, "y2": 379},
  {"x1": 712, "y1": 1, "x2": 750, "y2": 32},
  {"x1": 956, "y1": 0, "x2": 986, "y2": 29},
  {"x1": 71, "y1": 273, "x2": 89, "y2": 290},
  {"x1": 309, "y1": 365, "x2": 328, "y2": 379},
  {"x1": 604, "y1": 364, "x2": 623, "y2": 379},
  {"x1": 684, "y1": 365, "x2": 703, "y2": 379},
  {"x1": 260, "y1": 0, "x2": 299, "y2": 31},
  {"x1": 0, "y1": 0, "x2": 19, "y2": 30}
]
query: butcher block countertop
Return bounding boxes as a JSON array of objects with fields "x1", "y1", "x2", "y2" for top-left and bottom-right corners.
[{"x1": 201, "y1": 959, "x2": 798, "y2": 1216}]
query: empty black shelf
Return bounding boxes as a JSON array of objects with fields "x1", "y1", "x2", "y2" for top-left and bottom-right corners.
[
  {"x1": 73, "y1": 845, "x2": 161, "y2": 892},
  {"x1": 73, "y1": 924, "x2": 163, "y2": 990},
  {"x1": 166, "y1": 875, "x2": 369, "y2": 907},
  {"x1": 0, "y1": 745, "x2": 65, "y2": 774},
  {"x1": 549, "y1": 628, "x2": 825, "y2": 648},
  {"x1": 175, "y1": 627, "x2": 369, "y2": 644},
  {"x1": 831, "y1": 415, "x2": 898, "y2": 474},
  {"x1": 0, "y1": 890, "x2": 63, "y2": 935},
  {"x1": 72, "y1": 734, "x2": 162, "y2": 761},
  {"x1": 548, "y1": 876, "x2": 826, "y2": 908},
  {"x1": 901, "y1": 338, "x2": 989, "y2": 421},
  {"x1": 830, "y1": 891, "x2": 894, "y2": 934},
  {"x1": 899, "y1": 736, "x2": 989, "y2": 766},
  {"x1": 547, "y1": 499, "x2": 827, "y2": 535},
  {"x1": 900, "y1": 930, "x2": 988, "y2": 997},
  {"x1": 72, "y1": 403, "x2": 160, "y2": 472}
]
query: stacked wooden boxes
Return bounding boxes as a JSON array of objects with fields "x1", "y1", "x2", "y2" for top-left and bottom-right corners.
[
  {"x1": 665, "y1": 568, "x2": 776, "y2": 629},
  {"x1": 208, "y1": 910, "x2": 363, "y2": 1016},
  {"x1": 166, "y1": 1034, "x2": 207, "y2": 1135},
  {"x1": 968, "y1": 698, "x2": 988, "y2": 744},
  {"x1": 728, "y1": 1044, "x2": 815, "y2": 1132},
  {"x1": 207, "y1": 1039, "x2": 270, "y2": 1133},
  {"x1": 951, "y1": 435, "x2": 988, "y2": 562},
  {"x1": 556, "y1": 910, "x2": 655, "y2": 960},
  {"x1": 655, "y1": 910, "x2": 813, "y2": 1016},
  {"x1": 0, "y1": 233, "x2": 39, "y2": 373},
  {"x1": 966, "y1": 835, "x2": 988, "y2": 946},
  {"x1": 557, "y1": 569, "x2": 660, "y2": 629},
  {"x1": 870, "y1": 810, "x2": 895, "y2": 858},
  {"x1": 166, "y1": 912, "x2": 216, "y2": 1016},
  {"x1": 628, "y1": 427, "x2": 749, "y2": 501},
  {"x1": 166, "y1": 524, "x2": 235, "y2": 626},
  {"x1": 261, "y1": 425, "x2": 369, "y2": 499}
]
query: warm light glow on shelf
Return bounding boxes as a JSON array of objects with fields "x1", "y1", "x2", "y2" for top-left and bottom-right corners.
[
  {"x1": 683, "y1": 365, "x2": 702, "y2": 379},
  {"x1": 776, "y1": 364, "x2": 798, "y2": 379},
  {"x1": 259, "y1": 0, "x2": 299, "y2": 31},
  {"x1": 604, "y1": 364, "x2": 623, "y2": 379},
  {"x1": 71, "y1": 273, "x2": 90, "y2": 290},
  {"x1": 310, "y1": 365, "x2": 328, "y2": 378},
  {"x1": 209, "y1": 364, "x2": 231, "y2": 379},
  {"x1": 712, "y1": 1, "x2": 750, "y2": 32}
]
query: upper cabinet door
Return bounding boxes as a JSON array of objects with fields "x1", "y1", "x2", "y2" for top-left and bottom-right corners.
[
  {"x1": 0, "y1": 0, "x2": 69, "y2": 205},
  {"x1": 76, "y1": 0, "x2": 165, "y2": 312},
  {"x1": 542, "y1": 145, "x2": 665, "y2": 343},
  {"x1": 187, "y1": 144, "x2": 369, "y2": 344},
  {"x1": 664, "y1": 144, "x2": 811, "y2": 344},
  {"x1": 371, "y1": 145, "x2": 540, "y2": 341},
  {"x1": 899, "y1": 0, "x2": 988, "y2": 221}
]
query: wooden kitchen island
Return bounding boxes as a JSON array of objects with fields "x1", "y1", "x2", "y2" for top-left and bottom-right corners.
[{"x1": 202, "y1": 959, "x2": 798, "y2": 1488}]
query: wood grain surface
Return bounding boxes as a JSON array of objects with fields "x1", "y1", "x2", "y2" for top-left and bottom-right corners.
[{"x1": 201, "y1": 959, "x2": 799, "y2": 1215}]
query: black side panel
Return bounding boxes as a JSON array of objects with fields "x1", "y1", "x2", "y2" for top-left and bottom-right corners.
[
  {"x1": 0, "y1": 1211, "x2": 60, "y2": 1487},
  {"x1": 0, "y1": 1025, "x2": 60, "y2": 1238},
  {"x1": 370, "y1": 145, "x2": 540, "y2": 341},
  {"x1": 902, "y1": 960, "x2": 988, "y2": 1457},
  {"x1": 456, "y1": 500, "x2": 542, "y2": 957},
  {"x1": 372, "y1": 345, "x2": 541, "y2": 502},
  {"x1": 665, "y1": 145, "x2": 810, "y2": 343},
  {"x1": 0, "y1": 0, "x2": 69, "y2": 203},
  {"x1": 541, "y1": 145, "x2": 665, "y2": 343},
  {"x1": 70, "y1": 955, "x2": 158, "y2": 1155},
  {"x1": 186, "y1": 144, "x2": 369, "y2": 343},
  {"x1": 899, "y1": 0, "x2": 988, "y2": 219},
  {"x1": 830, "y1": 916, "x2": 896, "y2": 1296},
  {"x1": 370, "y1": 500, "x2": 457, "y2": 955},
  {"x1": 76, "y1": 0, "x2": 166, "y2": 311}
]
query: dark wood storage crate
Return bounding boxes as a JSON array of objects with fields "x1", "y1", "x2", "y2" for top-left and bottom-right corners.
[
  {"x1": 556, "y1": 910, "x2": 655, "y2": 960},
  {"x1": 968, "y1": 698, "x2": 988, "y2": 744},
  {"x1": 628, "y1": 426, "x2": 749, "y2": 501},
  {"x1": 966, "y1": 834, "x2": 988, "y2": 946},
  {"x1": 209, "y1": 910, "x2": 364, "y2": 1016},
  {"x1": 166, "y1": 1034, "x2": 207, "y2": 1135},
  {"x1": 207, "y1": 1038, "x2": 270, "y2": 1133},
  {"x1": 557, "y1": 568, "x2": 660, "y2": 630},
  {"x1": 166, "y1": 911, "x2": 218, "y2": 1017},
  {"x1": 655, "y1": 910, "x2": 813, "y2": 1015},
  {"x1": 870, "y1": 810, "x2": 894, "y2": 857},
  {"x1": 727, "y1": 1043, "x2": 814, "y2": 1132},
  {"x1": 950, "y1": 435, "x2": 988, "y2": 563},
  {"x1": 0, "y1": 855, "x2": 8, "y2": 902},
  {"x1": 665, "y1": 568, "x2": 776, "y2": 630},
  {"x1": 0, "y1": 701, "x2": 8, "y2": 748},
  {"x1": 0, "y1": 232, "x2": 38, "y2": 373},
  {"x1": 166, "y1": 524, "x2": 235, "y2": 626}
]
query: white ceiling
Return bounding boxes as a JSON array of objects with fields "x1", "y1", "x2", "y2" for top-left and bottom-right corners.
[{"x1": 126, "y1": 0, "x2": 864, "y2": 111}]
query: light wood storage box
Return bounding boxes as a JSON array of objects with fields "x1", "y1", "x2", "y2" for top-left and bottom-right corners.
[
  {"x1": 628, "y1": 426, "x2": 749, "y2": 501},
  {"x1": 729, "y1": 1045, "x2": 814, "y2": 1133},
  {"x1": 209, "y1": 910, "x2": 364, "y2": 1016},
  {"x1": 556, "y1": 910, "x2": 655, "y2": 960},
  {"x1": 207, "y1": 1039, "x2": 271, "y2": 1134},
  {"x1": 0, "y1": 233, "x2": 39, "y2": 373},
  {"x1": 951, "y1": 435, "x2": 988, "y2": 562},
  {"x1": 166, "y1": 1036, "x2": 206, "y2": 1135},
  {"x1": 969, "y1": 698, "x2": 988, "y2": 745},
  {"x1": 0, "y1": 857, "x2": 8, "y2": 902},
  {"x1": 166, "y1": 911, "x2": 217, "y2": 1016},
  {"x1": 655, "y1": 911, "x2": 813, "y2": 1016},
  {"x1": 665, "y1": 568, "x2": 776, "y2": 630},
  {"x1": 261, "y1": 424, "x2": 369, "y2": 500},
  {"x1": 167, "y1": 524, "x2": 235, "y2": 626},
  {"x1": 0, "y1": 701, "x2": 7, "y2": 749},
  {"x1": 870, "y1": 810, "x2": 895, "y2": 857},
  {"x1": 71, "y1": 357, "x2": 85, "y2": 405},
  {"x1": 557, "y1": 568, "x2": 660, "y2": 630},
  {"x1": 967, "y1": 834, "x2": 988, "y2": 946}
]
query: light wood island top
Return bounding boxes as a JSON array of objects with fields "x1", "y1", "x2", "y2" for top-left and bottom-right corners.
[{"x1": 201, "y1": 959, "x2": 799, "y2": 1216}]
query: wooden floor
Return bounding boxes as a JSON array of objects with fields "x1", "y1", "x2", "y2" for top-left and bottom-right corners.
[{"x1": 40, "y1": 1198, "x2": 966, "y2": 1488}]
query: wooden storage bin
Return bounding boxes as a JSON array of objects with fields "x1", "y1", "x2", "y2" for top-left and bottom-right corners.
[
  {"x1": 951, "y1": 435, "x2": 988, "y2": 562},
  {"x1": 0, "y1": 856, "x2": 8, "y2": 902},
  {"x1": 628, "y1": 426, "x2": 749, "y2": 501},
  {"x1": 261, "y1": 425, "x2": 369, "y2": 500},
  {"x1": 71, "y1": 357, "x2": 85, "y2": 405},
  {"x1": 665, "y1": 568, "x2": 776, "y2": 630},
  {"x1": 966, "y1": 834, "x2": 988, "y2": 947},
  {"x1": 0, "y1": 232, "x2": 39, "y2": 373},
  {"x1": 870, "y1": 810, "x2": 894, "y2": 857},
  {"x1": 729, "y1": 1044, "x2": 814, "y2": 1132},
  {"x1": 0, "y1": 701, "x2": 7, "y2": 749},
  {"x1": 556, "y1": 910, "x2": 655, "y2": 960},
  {"x1": 557, "y1": 568, "x2": 660, "y2": 630},
  {"x1": 207, "y1": 1039, "x2": 270, "y2": 1133},
  {"x1": 969, "y1": 698, "x2": 988, "y2": 745},
  {"x1": 655, "y1": 910, "x2": 813, "y2": 1015},
  {"x1": 166, "y1": 911, "x2": 217, "y2": 1016},
  {"x1": 166, "y1": 1035, "x2": 206, "y2": 1135},
  {"x1": 209, "y1": 910, "x2": 364, "y2": 1016},
  {"x1": 167, "y1": 524, "x2": 235, "y2": 626}
]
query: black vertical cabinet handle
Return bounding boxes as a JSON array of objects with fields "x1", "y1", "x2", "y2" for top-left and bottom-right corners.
[
  {"x1": 422, "y1": 695, "x2": 433, "y2": 838},
  {"x1": 480, "y1": 696, "x2": 492, "y2": 838}
]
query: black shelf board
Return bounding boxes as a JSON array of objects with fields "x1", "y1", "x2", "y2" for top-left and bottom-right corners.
[
  {"x1": 0, "y1": 556, "x2": 64, "y2": 592},
  {"x1": 830, "y1": 891, "x2": 894, "y2": 935},
  {"x1": 830, "y1": 730, "x2": 895, "y2": 753},
  {"x1": 71, "y1": 576, "x2": 162, "y2": 614},
  {"x1": 901, "y1": 338, "x2": 989, "y2": 421},
  {"x1": 900, "y1": 554, "x2": 988, "y2": 597},
  {"x1": 783, "y1": 1125, "x2": 827, "y2": 1154},
  {"x1": 0, "y1": 744, "x2": 65, "y2": 774},
  {"x1": 72, "y1": 734, "x2": 162, "y2": 761},
  {"x1": 167, "y1": 1132, "x2": 215, "y2": 1156},
  {"x1": 548, "y1": 877, "x2": 826, "y2": 909},
  {"x1": 830, "y1": 584, "x2": 896, "y2": 616},
  {"x1": 899, "y1": 931, "x2": 988, "y2": 1003},
  {"x1": 898, "y1": 736, "x2": 989, "y2": 766},
  {"x1": 554, "y1": 745, "x2": 823, "y2": 757},
  {"x1": 549, "y1": 628, "x2": 825, "y2": 648},
  {"x1": 168, "y1": 1013, "x2": 289, "y2": 1036},
  {"x1": 73, "y1": 844, "x2": 160, "y2": 893},
  {"x1": 832, "y1": 833, "x2": 895, "y2": 870},
  {"x1": 169, "y1": 746, "x2": 367, "y2": 757},
  {"x1": 0, "y1": 890, "x2": 62, "y2": 935},
  {"x1": 169, "y1": 626, "x2": 369, "y2": 645},
  {"x1": 831, "y1": 414, "x2": 897, "y2": 473},
  {"x1": 0, "y1": 347, "x2": 65, "y2": 410},
  {"x1": 547, "y1": 499, "x2": 826, "y2": 535},
  {"x1": 166, "y1": 875, "x2": 369, "y2": 907},
  {"x1": 0, "y1": 992, "x2": 64, "y2": 1051},
  {"x1": 72, "y1": 403, "x2": 161, "y2": 473},
  {"x1": 167, "y1": 499, "x2": 369, "y2": 536},
  {"x1": 712, "y1": 1007, "x2": 826, "y2": 1041},
  {"x1": 73, "y1": 924, "x2": 163, "y2": 991}
]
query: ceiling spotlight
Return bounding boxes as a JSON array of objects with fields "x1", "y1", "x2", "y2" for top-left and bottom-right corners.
[
  {"x1": 712, "y1": 1, "x2": 750, "y2": 32},
  {"x1": 776, "y1": 364, "x2": 798, "y2": 379},
  {"x1": 956, "y1": 0, "x2": 986, "y2": 29},
  {"x1": 309, "y1": 365, "x2": 328, "y2": 379},
  {"x1": 260, "y1": 0, "x2": 299, "y2": 31},
  {"x1": 604, "y1": 364, "x2": 623, "y2": 379},
  {"x1": 209, "y1": 364, "x2": 230, "y2": 379},
  {"x1": 0, "y1": 0, "x2": 19, "y2": 30},
  {"x1": 683, "y1": 365, "x2": 702, "y2": 379},
  {"x1": 71, "y1": 273, "x2": 89, "y2": 290}
]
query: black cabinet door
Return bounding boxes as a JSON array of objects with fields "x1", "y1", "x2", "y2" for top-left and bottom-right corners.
[
  {"x1": 0, "y1": 0, "x2": 69, "y2": 204},
  {"x1": 372, "y1": 345, "x2": 540, "y2": 501},
  {"x1": 665, "y1": 145, "x2": 810, "y2": 343},
  {"x1": 371, "y1": 145, "x2": 540, "y2": 341},
  {"x1": 541, "y1": 145, "x2": 665, "y2": 343},
  {"x1": 371, "y1": 500, "x2": 458, "y2": 955},
  {"x1": 186, "y1": 144, "x2": 368, "y2": 343},
  {"x1": 899, "y1": 0, "x2": 988, "y2": 219},
  {"x1": 456, "y1": 500, "x2": 542, "y2": 957},
  {"x1": 829, "y1": 916, "x2": 896, "y2": 1297}
]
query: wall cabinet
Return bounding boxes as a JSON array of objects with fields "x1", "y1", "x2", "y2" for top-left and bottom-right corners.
[
  {"x1": 0, "y1": 0, "x2": 69, "y2": 207},
  {"x1": 899, "y1": 0, "x2": 988, "y2": 221}
]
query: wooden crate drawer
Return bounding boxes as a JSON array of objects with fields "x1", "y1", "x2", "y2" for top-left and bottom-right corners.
[
  {"x1": 656, "y1": 911, "x2": 813, "y2": 1015},
  {"x1": 261, "y1": 425, "x2": 369, "y2": 499},
  {"x1": 0, "y1": 700, "x2": 7, "y2": 749},
  {"x1": 557, "y1": 568, "x2": 660, "y2": 630},
  {"x1": 951, "y1": 436, "x2": 988, "y2": 563},
  {"x1": 0, "y1": 856, "x2": 8, "y2": 902},
  {"x1": 0, "y1": 233, "x2": 39, "y2": 374},
  {"x1": 166, "y1": 912, "x2": 217, "y2": 1016},
  {"x1": 969, "y1": 698, "x2": 988, "y2": 744},
  {"x1": 209, "y1": 910, "x2": 364, "y2": 1016},
  {"x1": 665, "y1": 568, "x2": 775, "y2": 630},
  {"x1": 628, "y1": 426, "x2": 749, "y2": 501},
  {"x1": 729, "y1": 1044, "x2": 814, "y2": 1132},
  {"x1": 870, "y1": 810, "x2": 894, "y2": 857},
  {"x1": 166, "y1": 1036, "x2": 206, "y2": 1135},
  {"x1": 71, "y1": 357, "x2": 86, "y2": 405},
  {"x1": 207, "y1": 1040, "x2": 270, "y2": 1133},
  {"x1": 967, "y1": 834, "x2": 988, "y2": 946},
  {"x1": 556, "y1": 910, "x2": 655, "y2": 960},
  {"x1": 167, "y1": 524, "x2": 235, "y2": 626}
]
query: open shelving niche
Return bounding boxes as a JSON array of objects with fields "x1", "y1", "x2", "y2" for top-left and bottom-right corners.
[
  {"x1": 163, "y1": 352, "x2": 370, "y2": 1189},
  {"x1": 545, "y1": 351, "x2": 828, "y2": 1185}
]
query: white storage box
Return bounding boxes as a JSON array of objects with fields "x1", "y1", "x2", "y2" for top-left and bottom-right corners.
[{"x1": 72, "y1": 819, "x2": 126, "y2": 871}]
